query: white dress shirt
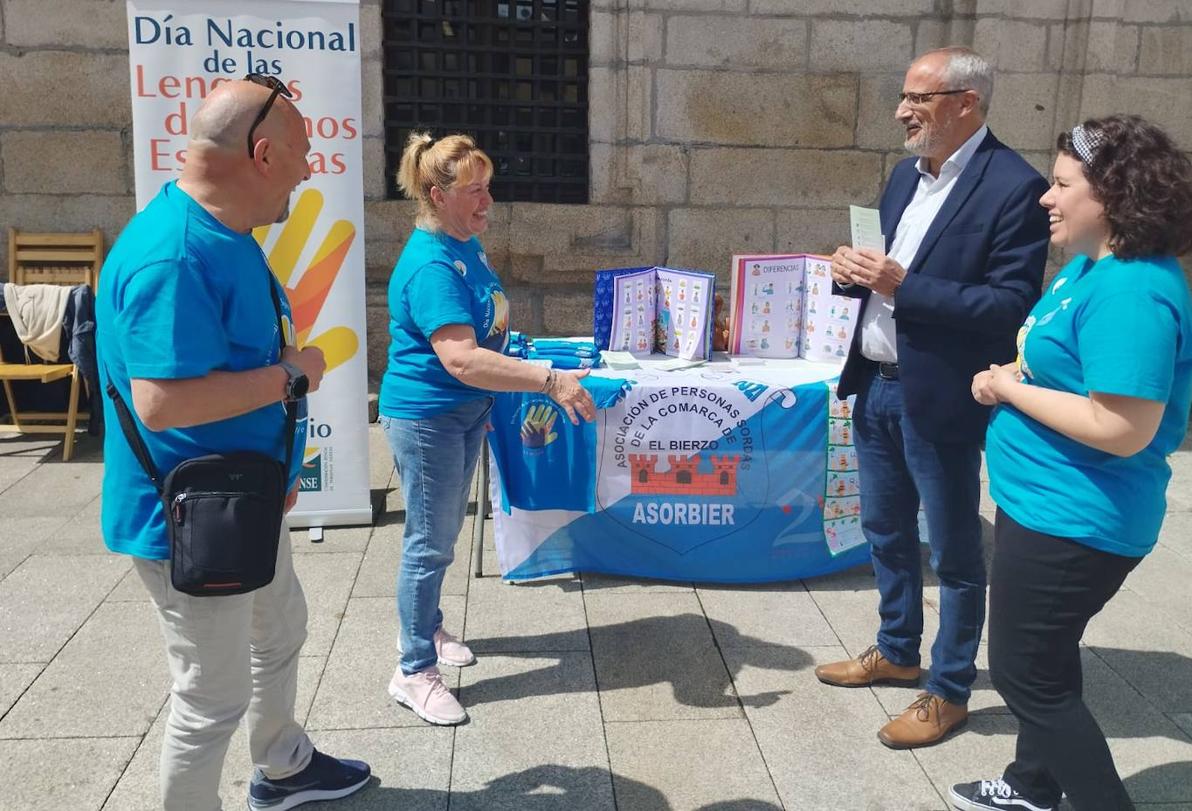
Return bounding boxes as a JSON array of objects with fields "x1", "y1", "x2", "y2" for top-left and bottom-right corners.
[{"x1": 858, "y1": 124, "x2": 989, "y2": 363}]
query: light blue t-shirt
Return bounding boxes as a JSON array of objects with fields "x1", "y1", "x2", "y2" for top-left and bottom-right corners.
[
  {"x1": 986, "y1": 253, "x2": 1192, "y2": 558},
  {"x1": 97, "y1": 181, "x2": 308, "y2": 560},
  {"x1": 379, "y1": 227, "x2": 510, "y2": 419}
]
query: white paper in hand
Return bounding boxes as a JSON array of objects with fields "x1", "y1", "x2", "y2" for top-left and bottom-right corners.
[{"x1": 849, "y1": 205, "x2": 885, "y2": 253}]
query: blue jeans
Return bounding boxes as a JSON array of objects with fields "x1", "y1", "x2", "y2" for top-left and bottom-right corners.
[
  {"x1": 381, "y1": 397, "x2": 491, "y2": 675},
  {"x1": 854, "y1": 371, "x2": 986, "y2": 704}
]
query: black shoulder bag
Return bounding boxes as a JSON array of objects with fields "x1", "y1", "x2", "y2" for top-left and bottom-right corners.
[{"x1": 106, "y1": 275, "x2": 297, "y2": 596}]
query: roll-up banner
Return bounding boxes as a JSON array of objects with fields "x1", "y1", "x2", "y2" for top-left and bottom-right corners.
[{"x1": 126, "y1": 0, "x2": 371, "y2": 527}]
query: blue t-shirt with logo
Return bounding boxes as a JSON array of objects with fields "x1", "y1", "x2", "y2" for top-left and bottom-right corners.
[
  {"x1": 488, "y1": 376, "x2": 631, "y2": 513},
  {"x1": 96, "y1": 181, "x2": 308, "y2": 561},
  {"x1": 379, "y1": 227, "x2": 510, "y2": 419},
  {"x1": 986, "y1": 253, "x2": 1192, "y2": 558}
]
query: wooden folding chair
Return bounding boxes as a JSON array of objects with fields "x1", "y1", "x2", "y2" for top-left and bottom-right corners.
[{"x1": 0, "y1": 228, "x2": 104, "y2": 460}]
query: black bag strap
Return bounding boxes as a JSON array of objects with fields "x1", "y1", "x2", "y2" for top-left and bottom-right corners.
[
  {"x1": 268, "y1": 279, "x2": 299, "y2": 481},
  {"x1": 105, "y1": 268, "x2": 298, "y2": 495},
  {"x1": 106, "y1": 374, "x2": 165, "y2": 493}
]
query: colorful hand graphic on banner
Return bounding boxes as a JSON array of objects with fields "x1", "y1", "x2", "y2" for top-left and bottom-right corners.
[
  {"x1": 520, "y1": 403, "x2": 559, "y2": 448},
  {"x1": 253, "y1": 188, "x2": 358, "y2": 374}
]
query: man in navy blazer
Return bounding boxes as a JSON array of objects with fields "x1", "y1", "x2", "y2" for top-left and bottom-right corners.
[{"x1": 814, "y1": 48, "x2": 1050, "y2": 749}]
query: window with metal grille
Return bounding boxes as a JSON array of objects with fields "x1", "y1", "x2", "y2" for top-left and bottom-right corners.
[{"x1": 382, "y1": 0, "x2": 590, "y2": 204}]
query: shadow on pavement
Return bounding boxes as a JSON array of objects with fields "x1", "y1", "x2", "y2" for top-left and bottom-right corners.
[
  {"x1": 329, "y1": 763, "x2": 784, "y2": 810},
  {"x1": 467, "y1": 616, "x2": 813, "y2": 711}
]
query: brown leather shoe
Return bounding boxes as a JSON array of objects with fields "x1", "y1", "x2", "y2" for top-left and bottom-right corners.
[
  {"x1": 878, "y1": 693, "x2": 968, "y2": 749},
  {"x1": 814, "y1": 644, "x2": 922, "y2": 688}
]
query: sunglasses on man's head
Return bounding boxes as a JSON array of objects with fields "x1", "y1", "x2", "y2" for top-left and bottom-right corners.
[{"x1": 245, "y1": 73, "x2": 294, "y2": 159}]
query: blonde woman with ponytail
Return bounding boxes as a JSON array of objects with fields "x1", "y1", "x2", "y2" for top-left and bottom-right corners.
[{"x1": 378, "y1": 132, "x2": 595, "y2": 726}]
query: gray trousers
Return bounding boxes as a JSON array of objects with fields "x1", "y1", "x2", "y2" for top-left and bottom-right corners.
[{"x1": 135, "y1": 528, "x2": 313, "y2": 810}]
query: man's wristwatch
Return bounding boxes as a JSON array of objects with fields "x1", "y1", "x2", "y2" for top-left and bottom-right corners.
[{"x1": 278, "y1": 360, "x2": 309, "y2": 402}]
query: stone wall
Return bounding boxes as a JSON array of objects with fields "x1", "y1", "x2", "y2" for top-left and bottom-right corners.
[{"x1": 1, "y1": 0, "x2": 1191, "y2": 383}]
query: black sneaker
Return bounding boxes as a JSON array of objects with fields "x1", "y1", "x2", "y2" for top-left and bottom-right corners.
[
  {"x1": 247, "y1": 749, "x2": 371, "y2": 810},
  {"x1": 950, "y1": 779, "x2": 1056, "y2": 811}
]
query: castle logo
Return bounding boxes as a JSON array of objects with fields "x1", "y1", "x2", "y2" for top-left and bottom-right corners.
[{"x1": 627, "y1": 453, "x2": 741, "y2": 497}]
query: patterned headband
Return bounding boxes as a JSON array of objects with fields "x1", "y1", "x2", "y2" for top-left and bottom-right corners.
[{"x1": 1070, "y1": 124, "x2": 1106, "y2": 166}]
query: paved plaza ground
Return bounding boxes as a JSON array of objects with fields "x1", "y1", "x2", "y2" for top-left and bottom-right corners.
[{"x1": 0, "y1": 425, "x2": 1190, "y2": 810}]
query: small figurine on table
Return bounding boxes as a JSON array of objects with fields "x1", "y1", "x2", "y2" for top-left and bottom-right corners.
[{"x1": 712, "y1": 293, "x2": 730, "y2": 352}]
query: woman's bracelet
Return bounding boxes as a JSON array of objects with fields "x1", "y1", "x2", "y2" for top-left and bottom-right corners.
[{"x1": 539, "y1": 367, "x2": 555, "y2": 395}]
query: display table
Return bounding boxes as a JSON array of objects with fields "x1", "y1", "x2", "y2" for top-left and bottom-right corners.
[{"x1": 484, "y1": 355, "x2": 870, "y2": 583}]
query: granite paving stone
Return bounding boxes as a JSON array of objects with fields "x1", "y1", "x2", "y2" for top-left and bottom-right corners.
[
  {"x1": 465, "y1": 573, "x2": 589, "y2": 654},
  {"x1": 586, "y1": 591, "x2": 744, "y2": 721},
  {"x1": 605, "y1": 718, "x2": 783, "y2": 810},
  {"x1": 0, "y1": 600, "x2": 167, "y2": 739},
  {"x1": 0, "y1": 553, "x2": 129, "y2": 663},
  {"x1": 0, "y1": 737, "x2": 140, "y2": 811}
]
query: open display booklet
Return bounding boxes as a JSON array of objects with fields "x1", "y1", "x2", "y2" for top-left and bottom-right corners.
[
  {"x1": 728, "y1": 253, "x2": 859, "y2": 363},
  {"x1": 595, "y1": 266, "x2": 716, "y2": 361}
]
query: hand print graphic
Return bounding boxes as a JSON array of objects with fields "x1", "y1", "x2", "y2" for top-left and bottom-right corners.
[{"x1": 253, "y1": 189, "x2": 358, "y2": 375}]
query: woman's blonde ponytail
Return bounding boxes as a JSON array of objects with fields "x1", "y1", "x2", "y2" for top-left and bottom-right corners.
[
  {"x1": 396, "y1": 131, "x2": 434, "y2": 203},
  {"x1": 393, "y1": 131, "x2": 494, "y2": 230}
]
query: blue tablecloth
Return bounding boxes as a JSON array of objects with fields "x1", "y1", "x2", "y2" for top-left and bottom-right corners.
[{"x1": 487, "y1": 357, "x2": 869, "y2": 583}]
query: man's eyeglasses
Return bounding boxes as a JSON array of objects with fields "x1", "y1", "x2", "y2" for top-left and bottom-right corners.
[
  {"x1": 245, "y1": 73, "x2": 294, "y2": 159},
  {"x1": 897, "y1": 89, "x2": 971, "y2": 106}
]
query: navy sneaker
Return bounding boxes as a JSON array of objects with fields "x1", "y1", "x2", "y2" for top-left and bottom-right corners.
[
  {"x1": 247, "y1": 749, "x2": 371, "y2": 810},
  {"x1": 950, "y1": 778, "x2": 1056, "y2": 811}
]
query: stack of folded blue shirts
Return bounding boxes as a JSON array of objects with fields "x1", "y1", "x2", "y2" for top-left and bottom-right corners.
[
  {"x1": 505, "y1": 331, "x2": 529, "y2": 359},
  {"x1": 525, "y1": 338, "x2": 600, "y2": 370}
]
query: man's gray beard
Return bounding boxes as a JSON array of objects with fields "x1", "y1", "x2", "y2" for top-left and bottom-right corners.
[
  {"x1": 904, "y1": 115, "x2": 956, "y2": 158},
  {"x1": 275, "y1": 200, "x2": 290, "y2": 223},
  {"x1": 904, "y1": 132, "x2": 935, "y2": 157}
]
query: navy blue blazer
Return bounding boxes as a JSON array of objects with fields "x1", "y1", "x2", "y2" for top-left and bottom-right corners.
[{"x1": 836, "y1": 130, "x2": 1050, "y2": 443}]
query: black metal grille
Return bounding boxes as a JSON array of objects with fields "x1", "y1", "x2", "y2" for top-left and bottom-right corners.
[{"x1": 382, "y1": 0, "x2": 590, "y2": 204}]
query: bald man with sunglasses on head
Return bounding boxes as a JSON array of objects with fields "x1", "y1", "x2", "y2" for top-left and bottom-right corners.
[
  {"x1": 817, "y1": 48, "x2": 1050, "y2": 750},
  {"x1": 96, "y1": 78, "x2": 370, "y2": 810}
]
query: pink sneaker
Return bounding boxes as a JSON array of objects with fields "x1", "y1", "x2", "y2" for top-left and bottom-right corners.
[
  {"x1": 388, "y1": 666, "x2": 467, "y2": 726},
  {"x1": 397, "y1": 627, "x2": 477, "y2": 668},
  {"x1": 432, "y1": 627, "x2": 476, "y2": 667}
]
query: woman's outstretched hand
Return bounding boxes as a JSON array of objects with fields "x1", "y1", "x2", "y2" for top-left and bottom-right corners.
[{"x1": 547, "y1": 368, "x2": 597, "y2": 425}]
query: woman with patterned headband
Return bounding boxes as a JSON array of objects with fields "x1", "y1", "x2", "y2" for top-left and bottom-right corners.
[{"x1": 950, "y1": 116, "x2": 1192, "y2": 811}]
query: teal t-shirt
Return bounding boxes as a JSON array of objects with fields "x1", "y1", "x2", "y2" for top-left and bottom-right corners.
[
  {"x1": 96, "y1": 181, "x2": 308, "y2": 560},
  {"x1": 379, "y1": 227, "x2": 510, "y2": 419},
  {"x1": 986, "y1": 253, "x2": 1192, "y2": 557}
]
